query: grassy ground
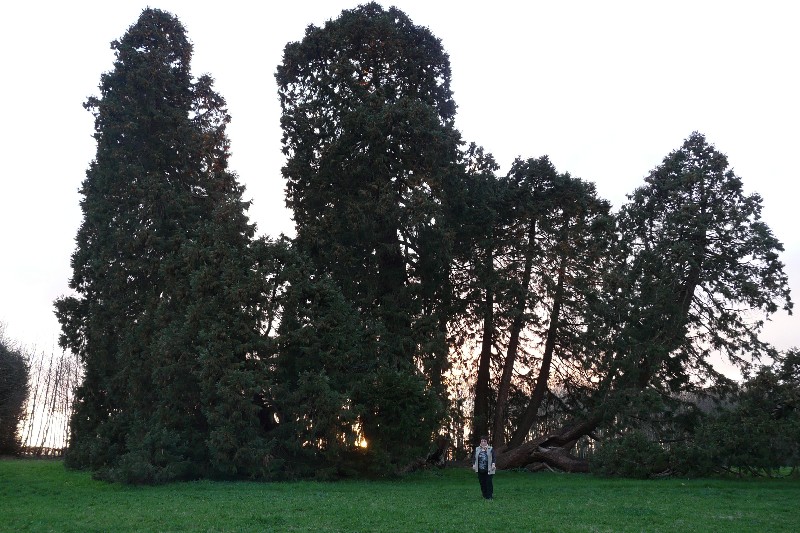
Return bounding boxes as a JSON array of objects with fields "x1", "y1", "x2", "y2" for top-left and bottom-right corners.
[{"x1": 1, "y1": 459, "x2": 799, "y2": 532}]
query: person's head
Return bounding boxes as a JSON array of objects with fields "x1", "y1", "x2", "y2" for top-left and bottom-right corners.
[{"x1": 480, "y1": 436, "x2": 489, "y2": 447}]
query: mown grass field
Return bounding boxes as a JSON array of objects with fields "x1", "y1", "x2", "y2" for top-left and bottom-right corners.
[{"x1": 1, "y1": 459, "x2": 798, "y2": 532}]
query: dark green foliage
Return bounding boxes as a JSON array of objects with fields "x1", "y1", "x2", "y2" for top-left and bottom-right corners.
[
  {"x1": 584, "y1": 133, "x2": 792, "y2": 431},
  {"x1": 588, "y1": 395, "x2": 719, "y2": 478},
  {"x1": 696, "y1": 351, "x2": 800, "y2": 476},
  {"x1": 590, "y1": 351, "x2": 799, "y2": 478},
  {"x1": 269, "y1": 248, "x2": 371, "y2": 478},
  {"x1": 55, "y1": 8, "x2": 267, "y2": 482},
  {"x1": 269, "y1": 247, "x2": 441, "y2": 477},
  {"x1": 275, "y1": 2, "x2": 460, "y2": 470},
  {"x1": 0, "y1": 331, "x2": 29, "y2": 455},
  {"x1": 615, "y1": 132, "x2": 791, "y2": 387},
  {"x1": 590, "y1": 430, "x2": 669, "y2": 478}
]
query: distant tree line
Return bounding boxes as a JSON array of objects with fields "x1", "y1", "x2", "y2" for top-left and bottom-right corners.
[
  {"x1": 1, "y1": 328, "x2": 82, "y2": 458},
  {"x1": 19, "y1": 347, "x2": 81, "y2": 456},
  {"x1": 53, "y1": 4, "x2": 795, "y2": 483}
]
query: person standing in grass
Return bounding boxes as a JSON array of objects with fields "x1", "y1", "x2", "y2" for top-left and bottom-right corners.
[{"x1": 473, "y1": 436, "x2": 496, "y2": 499}]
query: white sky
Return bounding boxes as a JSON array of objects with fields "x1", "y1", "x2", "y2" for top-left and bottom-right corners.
[{"x1": 1, "y1": 1, "x2": 797, "y2": 358}]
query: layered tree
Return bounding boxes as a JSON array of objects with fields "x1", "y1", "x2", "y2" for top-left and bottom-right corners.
[
  {"x1": 457, "y1": 153, "x2": 613, "y2": 449},
  {"x1": 499, "y1": 160, "x2": 613, "y2": 449},
  {"x1": 268, "y1": 248, "x2": 372, "y2": 478},
  {"x1": 449, "y1": 144, "x2": 503, "y2": 443},
  {"x1": 55, "y1": 9, "x2": 268, "y2": 482},
  {"x1": 276, "y1": 3, "x2": 462, "y2": 468},
  {"x1": 498, "y1": 133, "x2": 792, "y2": 471}
]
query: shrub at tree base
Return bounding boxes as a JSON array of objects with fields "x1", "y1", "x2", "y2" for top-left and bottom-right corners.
[
  {"x1": 590, "y1": 431, "x2": 669, "y2": 478},
  {"x1": 591, "y1": 352, "x2": 799, "y2": 478},
  {"x1": 697, "y1": 352, "x2": 800, "y2": 477}
]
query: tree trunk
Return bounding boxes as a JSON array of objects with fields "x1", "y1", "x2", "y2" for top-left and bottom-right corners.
[
  {"x1": 401, "y1": 435, "x2": 451, "y2": 473},
  {"x1": 492, "y1": 222, "x2": 536, "y2": 447},
  {"x1": 498, "y1": 415, "x2": 601, "y2": 471},
  {"x1": 496, "y1": 435, "x2": 589, "y2": 472},
  {"x1": 531, "y1": 447, "x2": 590, "y2": 473},
  {"x1": 377, "y1": 221, "x2": 411, "y2": 364},
  {"x1": 508, "y1": 254, "x2": 567, "y2": 448},
  {"x1": 471, "y1": 247, "x2": 494, "y2": 442}
]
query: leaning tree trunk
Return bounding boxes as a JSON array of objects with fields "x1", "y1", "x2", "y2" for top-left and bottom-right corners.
[
  {"x1": 492, "y1": 222, "x2": 536, "y2": 448},
  {"x1": 471, "y1": 247, "x2": 494, "y2": 442},
  {"x1": 507, "y1": 255, "x2": 567, "y2": 449},
  {"x1": 498, "y1": 415, "x2": 602, "y2": 471},
  {"x1": 496, "y1": 436, "x2": 590, "y2": 472},
  {"x1": 401, "y1": 435, "x2": 451, "y2": 473}
]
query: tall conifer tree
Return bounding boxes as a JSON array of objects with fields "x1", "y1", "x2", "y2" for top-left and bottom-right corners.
[
  {"x1": 276, "y1": 3, "x2": 462, "y2": 467},
  {"x1": 56, "y1": 9, "x2": 267, "y2": 482},
  {"x1": 497, "y1": 133, "x2": 793, "y2": 470}
]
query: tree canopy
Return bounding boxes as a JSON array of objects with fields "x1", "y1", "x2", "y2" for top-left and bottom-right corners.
[
  {"x1": 55, "y1": 5, "x2": 794, "y2": 482},
  {"x1": 56, "y1": 8, "x2": 268, "y2": 482},
  {"x1": 496, "y1": 132, "x2": 793, "y2": 472},
  {"x1": 275, "y1": 2, "x2": 464, "y2": 468}
]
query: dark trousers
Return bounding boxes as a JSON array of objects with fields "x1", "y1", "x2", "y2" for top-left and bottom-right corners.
[{"x1": 478, "y1": 471, "x2": 493, "y2": 499}]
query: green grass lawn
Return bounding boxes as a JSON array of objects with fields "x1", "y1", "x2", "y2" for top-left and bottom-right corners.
[{"x1": 1, "y1": 459, "x2": 798, "y2": 532}]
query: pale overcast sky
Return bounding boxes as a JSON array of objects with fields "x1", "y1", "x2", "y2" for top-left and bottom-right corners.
[{"x1": 1, "y1": 1, "x2": 797, "y2": 359}]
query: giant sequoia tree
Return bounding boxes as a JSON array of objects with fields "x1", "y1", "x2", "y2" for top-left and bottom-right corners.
[
  {"x1": 497, "y1": 133, "x2": 792, "y2": 471},
  {"x1": 53, "y1": 5, "x2": 793, "y2": 480},
  {"x1": 55, "y1": 9, "x2": 268, "y2": 482},
  {"x1": 276, "y1": 3, "x2": 462, "y2": 467},
  {"x1": 500, "y1": 160, "x2": 613, "y2": 449},
  {"x1": 457, "y1": 153, "x2": 614, "y2": 450}
]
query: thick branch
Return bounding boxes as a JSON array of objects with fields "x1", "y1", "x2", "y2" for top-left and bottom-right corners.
[
  {"x1": 493, "y1": 221, "x2": 536, "y2": 447},
  {"x1": 471, "y1": 248, "x2": 494, "y2": 441},
  {"x1": 508, "y1": 254, "x2": 567, "y2": 448}
]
